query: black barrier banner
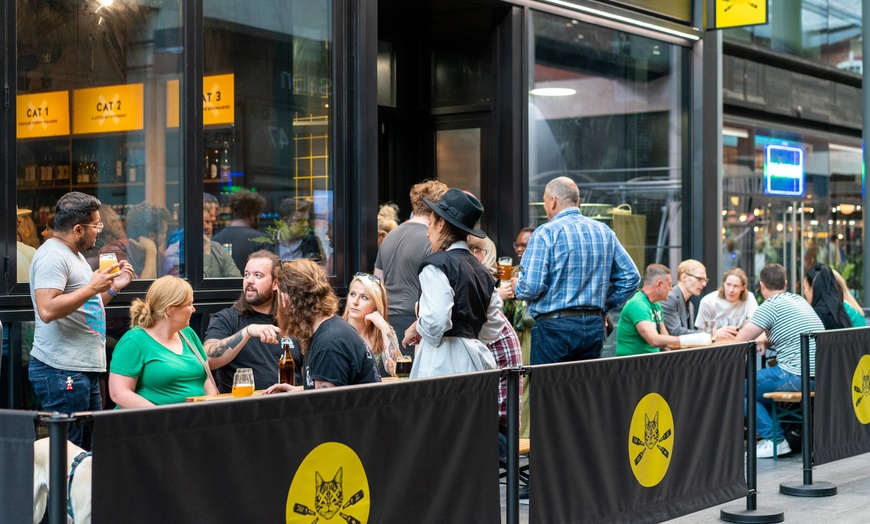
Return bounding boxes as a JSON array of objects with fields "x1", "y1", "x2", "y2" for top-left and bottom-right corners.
[
  {"x1": 530, "y1": 344, "x2": 747, "y2": 523},
  {"x1": 90, "y1": 372, "x2": 500, "y2": 523},
  {"x1": 813, "y1": 328, "x2": 870, "y2": 465},
  {"x1": 0, "y1": 410, "x2": 35, "y2": 524}
]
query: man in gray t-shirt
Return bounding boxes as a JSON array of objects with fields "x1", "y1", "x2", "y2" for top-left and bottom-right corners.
[
  {"x1": 29, "y1": 192, "x2": 133, "y2": 448},
  {"x1": 374, "y1": 180, "x2": 448, "y2": 356}
]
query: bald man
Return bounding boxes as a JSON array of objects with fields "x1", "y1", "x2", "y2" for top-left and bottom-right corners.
[{"x1": 513, "y1": 176, "x2": 640, "y2": 364}]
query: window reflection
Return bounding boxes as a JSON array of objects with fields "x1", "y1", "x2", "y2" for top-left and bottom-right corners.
[
  {"x1": 529, "y1": 11, "x2": 686, "y2": 273},
  {"x1": 203, "y1": 0, "x2": 334, "y2": 277},
  {"x1": 15, "y1": 0, "x2": 184, "y2": 282}
]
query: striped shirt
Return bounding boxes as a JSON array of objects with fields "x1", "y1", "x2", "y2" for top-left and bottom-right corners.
[
  {"x1": 514, "y1": 207, "x2": 640, "y2": 318},
  {"x1": 750, "y1": 291, "x2": 824, "y2": 376}
]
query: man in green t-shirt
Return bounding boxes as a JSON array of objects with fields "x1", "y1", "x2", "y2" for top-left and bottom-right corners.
[{"x1": 616, "y1": 264, "x2": 686, "y2": 356}]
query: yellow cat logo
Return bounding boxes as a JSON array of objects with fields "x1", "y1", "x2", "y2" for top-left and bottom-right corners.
[
  {"x1": 628, "y1": 392, "x2": 674, "y2": 487},
  {"x1": 851, "y1": 355, "x2": 870, "y2": 424},
  {"x1": 286, "y1": 442, "x2": 370, "y2": 523}
]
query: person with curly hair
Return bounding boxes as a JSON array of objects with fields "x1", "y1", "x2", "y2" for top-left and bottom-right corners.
[
  {"x1": 265, "y1": 259, "x2": 380, "y2": 391},
  {"x1": 374, "y1": 180, "x2": 449, "y2": 356},
  {"x1": 109, "y1": 276, "x2": 217, "y2": 407}
]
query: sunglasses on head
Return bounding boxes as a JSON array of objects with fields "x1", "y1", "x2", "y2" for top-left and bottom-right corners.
[{"x1": 354, "y1": 272, "x2": 381, "y2": 284}]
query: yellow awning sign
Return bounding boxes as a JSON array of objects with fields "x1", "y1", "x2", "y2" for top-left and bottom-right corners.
[
  {"x1": 73, "y1": 83, "x2": 144, "y2": 134},
  {"x1": 715, "y1": 0, "x2": 768, "y2": 29},
  {"x1": 17, "y1": 91, "x2": 70, "y2": 138},
  {"x1": 166, "y1": 74, "x2": 235, "y2": 128}
]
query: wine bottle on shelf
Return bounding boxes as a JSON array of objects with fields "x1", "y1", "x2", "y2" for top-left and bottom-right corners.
[
  {"x1": 220, "y1": 141, "x2": 231, "y2": 185},
  {"x1": 209, "y1": 148, "x2": 219, "y2": 179}
]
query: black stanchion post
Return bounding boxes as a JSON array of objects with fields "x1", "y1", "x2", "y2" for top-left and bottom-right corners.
[
  {"x1": 505, "y1": 368, "x2": 521, "y2": 524},
  {"x1": 721, "y1": 342, "x2": 784, "y2": 523},
  {"x1": 779, "y1": 333, "x2": 837, "y2": 497},
  {"x1": 45, "y1": 412, "x2": 71, "y2": 524}
]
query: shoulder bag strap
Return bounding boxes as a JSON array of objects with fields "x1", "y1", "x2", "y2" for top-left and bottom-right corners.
[{"x1": 179, "y1": 330, "x2": 218, "y2": 394}]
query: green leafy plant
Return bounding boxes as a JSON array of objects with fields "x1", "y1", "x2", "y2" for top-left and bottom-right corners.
[{"x1": 250, "y1": 218, "x2": 311, "y2": 245}]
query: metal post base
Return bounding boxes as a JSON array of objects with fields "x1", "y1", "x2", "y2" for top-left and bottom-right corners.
[
  {"x1": 720, "y1": 506, "x2": 784, "y2": 523},
  {"x1": 779, "y1": 481, "x2": 837, "y2": 497}
]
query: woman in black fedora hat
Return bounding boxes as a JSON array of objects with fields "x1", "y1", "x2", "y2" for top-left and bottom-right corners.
[{"x1": 402, "y1": 188, "x2": 505, "y2": 377}]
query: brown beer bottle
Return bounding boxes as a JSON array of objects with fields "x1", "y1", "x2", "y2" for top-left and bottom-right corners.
[{"x1": 278, "y1": 336, "x2": 296, "y2": 386}]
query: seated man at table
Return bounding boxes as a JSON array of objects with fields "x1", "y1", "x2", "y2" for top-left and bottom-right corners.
[
  {"x1": 735, "y1": 263, "x2": 825, "y2": 458},
  {"x1": 661, "y1": 259, "x2": 737, "y2": 341},
  {"x1": 616, "y1": 264, "x2": 710, "y2": 356},
  {"x1": 204, "y1": 250, "x2": 302, "y2": 393}
]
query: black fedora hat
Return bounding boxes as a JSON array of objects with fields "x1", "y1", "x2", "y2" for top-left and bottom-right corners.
[{"x1": 424, "y1": 188, "x2": 486, "y2": 238}]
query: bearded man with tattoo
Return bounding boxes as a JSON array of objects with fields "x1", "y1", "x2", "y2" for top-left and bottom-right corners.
[{"x1": 204, "y1": 250, "x2": 301, "y2": 392}]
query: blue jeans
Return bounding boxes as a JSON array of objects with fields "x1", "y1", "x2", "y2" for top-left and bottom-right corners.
[
  {"x1": 530, "y1": 315, "x2": 604, "y2": 364},
  {"x1": 28, "y1": 358, "x2": 102, "y2": 449},
  {"x1": 747, "y1": 365, "x2": 811, "y2": 441}
]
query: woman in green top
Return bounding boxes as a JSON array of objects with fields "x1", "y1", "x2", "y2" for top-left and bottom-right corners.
[
  {"x1": 833, "y1": 269, "x2": 867, "y2": 327},
  {"x1": 109, "y1": 276, "x2": 217, "y2": 407}
]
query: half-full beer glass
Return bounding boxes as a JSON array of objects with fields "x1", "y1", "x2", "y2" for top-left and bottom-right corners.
[{"x1": 232, "y1": 368, "x2": 255, "y2": 397}]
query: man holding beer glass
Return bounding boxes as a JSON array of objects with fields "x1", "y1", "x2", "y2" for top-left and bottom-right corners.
[{"x1": 204, "y1": 251, "x2": 301, "y2": 392}]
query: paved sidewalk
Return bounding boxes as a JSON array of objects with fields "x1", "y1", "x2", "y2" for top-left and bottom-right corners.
[{"x1": 500, "y1": 451, "x2": 870, "y2": 523}]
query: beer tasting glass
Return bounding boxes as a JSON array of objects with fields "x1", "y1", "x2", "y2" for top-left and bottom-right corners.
[
  {"x1": 99, "y1": 252, "x2": 120, "y2": 274},
  {"x1": 395, "y1": 355, "x2": 413, "y2": 379},
  {"x1": 232, "y1": 368, "x2": 255, "y2": 397}
]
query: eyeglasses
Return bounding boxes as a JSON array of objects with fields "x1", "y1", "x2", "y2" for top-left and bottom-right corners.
[
  {"x1": 512, "y1": 243, "x2": 527, "y2": 250},
  {"x1": 471, "y1": 247, "x2": 488, "y2": 255},
  {"x1": 354, "y1": 272, "x2": 381, "y2": 284},
  {"x1": 686, "y1": 273, "x2": 708, "y2": 284},
  {"x1": 79, "y1": 221, "x2": 104, "y2": 233}
]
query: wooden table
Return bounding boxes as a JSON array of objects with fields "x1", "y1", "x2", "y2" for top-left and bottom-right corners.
[{"x1": 186, "y1": 390, "x2": 266, "y2": 402}]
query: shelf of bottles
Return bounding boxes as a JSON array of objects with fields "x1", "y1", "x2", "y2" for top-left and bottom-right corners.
[
  {"x1": 203, "y1": 129, "x2": 241, "y2": 234},
  {"x1": 17, "y1": 134, "x2": 147, "y2": 228}
]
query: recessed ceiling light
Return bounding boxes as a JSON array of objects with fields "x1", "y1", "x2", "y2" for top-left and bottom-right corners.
[{"x1": 529, "y1": 87, "x2": 576, "y2": 97}]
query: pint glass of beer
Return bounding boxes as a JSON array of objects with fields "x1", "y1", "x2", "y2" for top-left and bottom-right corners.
[
  {"x1": 99, "y1": 253, "x2": 120, "y2": 274},
  {"x1": 396, "y1": 356, "x2": 413, "y2": 379},
  {"x1": 498, "y1": 257, "x2": 513, "y2": 284},
  {"x1": 232, "y1": 368, "x2": 255, "y2": 397}
]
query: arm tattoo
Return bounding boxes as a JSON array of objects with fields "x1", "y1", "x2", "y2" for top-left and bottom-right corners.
[{"x1": 206, "y1": 331, "x2": 245, "y2": 358}]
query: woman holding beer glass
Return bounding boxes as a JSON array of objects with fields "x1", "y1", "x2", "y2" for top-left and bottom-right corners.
[
  {"x1": 109, "y1": 276, "x2": 217, "y2": 407},
  {"x1": 401, "y1": 188, "x2": 504, "y2": 377},
  {"x1": 341, "y1": 272, "x2": 402, "y2": 377}
]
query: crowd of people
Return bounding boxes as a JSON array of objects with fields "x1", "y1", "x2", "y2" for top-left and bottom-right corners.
[{"x1": 19, "y1": 177, "x2": 868, "y2": 476}]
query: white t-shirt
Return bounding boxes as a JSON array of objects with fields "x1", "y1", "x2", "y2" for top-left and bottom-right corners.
[
  {"x1": 695, "y1": 291, "x2": 758, "y2": 330},
  {"x1": 29, "y1": 239, "x2": 106, "y2": 372}
]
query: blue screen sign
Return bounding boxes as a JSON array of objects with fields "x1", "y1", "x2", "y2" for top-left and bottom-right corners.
[{"x1": 764, "y1": 144, "x2": 805, "y2": 197}]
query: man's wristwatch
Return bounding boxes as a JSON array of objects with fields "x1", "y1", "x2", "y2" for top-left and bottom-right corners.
[{"x1": 106, "y1": 287, "x2": 119, "y2": 297}]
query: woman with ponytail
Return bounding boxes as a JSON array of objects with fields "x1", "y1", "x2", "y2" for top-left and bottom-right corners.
[
  {"x1": 109, "y1": 276, "x2": 216, "y2": 407},
  {"x1": 803, "y1": 263, "x2": 852, "y2": 330}
]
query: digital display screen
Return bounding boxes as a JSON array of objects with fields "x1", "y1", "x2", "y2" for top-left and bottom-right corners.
[{"x1": 764, "y1": 144, "x2": 805, "y2": 197}]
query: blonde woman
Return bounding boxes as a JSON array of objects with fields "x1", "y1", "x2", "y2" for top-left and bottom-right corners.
[
  {"x1": 109, "y1": 276, "x2": 216, "y2": 407},
  {"x1": 695, "y1": 268, "x2": 758, "y2": 332},
  {"x1": 342, "y1": 272, "x2": 402, "y2": 376}
]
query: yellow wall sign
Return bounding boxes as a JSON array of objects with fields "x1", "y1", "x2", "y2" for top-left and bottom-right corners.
[
  {"x1": 17, "y1": 91, "x2": 70, "y2": 139},
  {"x1": 166, "y1": 74, "x2": 235, "y2": 128},
  {"x1": 715, "y1": 0, "x2": 768, "y2": 29},
  {"x1": 73, "y1": 83, "x2": 144, "y2": 134}
]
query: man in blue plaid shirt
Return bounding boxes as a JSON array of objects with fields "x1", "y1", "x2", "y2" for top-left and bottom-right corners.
[{"x1": 513, "y1": 177, "x2": 640, "y2": 364}]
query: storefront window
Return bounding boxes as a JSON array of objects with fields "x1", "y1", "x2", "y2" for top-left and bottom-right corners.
[
  {"x1": 725, "y1": 0, "x2": 861, "y2": 73},
  {"x1": 528, "y1": 10, "x2": 688, "y2": 275},
  {"x1": 16, "y1": 0, "x2": 184, "y2": 282},
  {"x1": 722, "y1": 124, "x2": 863, "y2": 300},
  {"x1": 201, "y1": 0, "x2": 334, "y2": 278}
]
